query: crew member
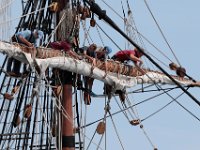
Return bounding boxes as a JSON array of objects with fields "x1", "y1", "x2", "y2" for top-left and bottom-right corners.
[{"x1": 7, "y1": 29, "x2": 44, "y2": 76}]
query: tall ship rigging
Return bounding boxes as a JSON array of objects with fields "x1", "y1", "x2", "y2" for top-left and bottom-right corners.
[{"x1": 0, "y1": 0, "x2": 200, "y2": 149}]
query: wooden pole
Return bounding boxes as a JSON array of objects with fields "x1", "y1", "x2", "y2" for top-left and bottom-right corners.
[
  {"x1": 62, "y1": 72, "x2": 74, "y2": 150},
  {"x1": 57, "y1": 0, "x2": 75, "y2": 149}
]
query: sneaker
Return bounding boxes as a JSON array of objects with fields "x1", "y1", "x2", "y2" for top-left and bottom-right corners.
[
  {"x1": 119, "y1": 92, "x2": 126, "y2": 102},
  {"x1": 116, "y1": 90, "x2": 126, "y2": 102},
  {"x1": 84, "y1": 92, "x2": 91, "y2": 105},
  {"x1": 77, "y1": 80, "x2": 82, "y2": 90},
  {"x1": 7, "y1": 71, "x2": 21, "y2": 77}
]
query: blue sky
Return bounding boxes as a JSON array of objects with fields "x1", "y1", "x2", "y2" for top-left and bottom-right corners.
[
  {"x1": 86, "y1": 1, "x2": 200, "y2": 150},
  {"x1": 5, "y1": 0, "x2": 200, "y2": 150}
]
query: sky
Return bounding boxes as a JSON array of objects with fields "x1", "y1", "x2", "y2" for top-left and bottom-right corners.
[
  {"x1": 1, "y1": 0, "x2": 200, "y2": 150},
  {"x1": 82, "y1": 1, "x2": 200, "y2": 150}
]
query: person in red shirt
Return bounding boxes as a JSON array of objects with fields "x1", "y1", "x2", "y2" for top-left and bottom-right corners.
[
  {"x1": 111, "y1": 48, "x2": 145, "y2": 102},
  {"x1": 111, "y1": 48, "x2": 143, "y2": 67}
]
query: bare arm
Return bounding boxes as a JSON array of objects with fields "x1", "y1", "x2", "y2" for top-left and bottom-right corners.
[
  {"x1": 85, "y1": 55, "x2": 96, "y2": 65},
  {"x1": 129, "y1": 53, "x2": 145, "y2": 74},
  {"x1": 68, "y1": 50, "x2": 81, "y2": 59},
  {"x1": 129, "y1": 54, "x2": 143, "y2": 66},
  {"x1": 18, "y1": 35, "x2": 33, "y2": 47},
  {"x1": 82, "y1": 49, "x2": 94, "y2": 61}
]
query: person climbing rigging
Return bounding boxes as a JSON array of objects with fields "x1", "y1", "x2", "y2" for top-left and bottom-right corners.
[
  {"x1": 169, "y1": 62, "x2": 186, "y2": 79},
  {"x1": 95, "y1": 46, "x2": 113, "y2": 99},
  {"x1": 112, "y1": 48, "x2": 143, "y2": 66},
  {"x1": 76, "y1": 44, "x2": 97, "y2": 105},
  {"x1": 112, "y1": 48, "x2": 145, "y2": 74},
  {"x1": 7, "y1": 29, "x2": 44, "y2": 76},
  {"x1": 96, "y1": 46, "x2": 112, "y2": 75},
  {"x1": 79, "y1": 45, "x2": 113, "y2": 104},
  {"x1": 111, "y1": 48, "x2": 145, "y2": 101},
  {"x1": 78, "y1": 43, "x2": 97, "y2": 63},
  {"x1": 95, "y1": 46, "x2": 112, "y2": 60},
  {"x1": 49, "y1": 37, "x2": 81, "y2": 96}
]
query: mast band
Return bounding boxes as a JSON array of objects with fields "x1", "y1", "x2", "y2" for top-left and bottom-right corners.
[{"x1": 62, "y1": 136, "x2": 75, "y2": 147}]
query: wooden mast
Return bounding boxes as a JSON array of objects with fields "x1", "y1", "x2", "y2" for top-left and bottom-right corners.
[{"x1": 57, "y1": 0, "x2": 75, "y2": 149}]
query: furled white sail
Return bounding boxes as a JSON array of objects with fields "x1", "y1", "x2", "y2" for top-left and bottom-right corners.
[{"x1": 0, "y1": 41, "x2": 198, "y2": 90}]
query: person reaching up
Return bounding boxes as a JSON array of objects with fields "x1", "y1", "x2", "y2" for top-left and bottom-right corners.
[
  {"x1": 111, "y1": 48, "x2": 145, "y2": 75},
  {"x1": 95, "y1": 46, "x2": 112, "y2": 60},
  {"x1": 7, "y1": 29, "x2": 44, "y2": 76},
  {"x1": 112, "y1": 48, "x2": 143, "y2": 67},
  {"x1": 111, "y1": 48, "x2": 145, "y2": 101}
]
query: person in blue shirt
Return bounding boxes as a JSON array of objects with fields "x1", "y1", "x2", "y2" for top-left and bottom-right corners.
[
  {"x1": 78, "y1": 45, "x2": 112, "y2": 105},
  {"x1": 76, "y1": 44, "x2": 97, "y2": 104},
  {"x1": 78, "y1": 44, "x2": 97, "y2": 63},
  {"x1": 7, "y1": 29, "x2": 44, "y2": 76},
  {"x1": 15, "y1": 29, "x2": 44, "y2": 47},
  {"x1": 96, "y1": 46, "x2": 112, "y2": 60}
]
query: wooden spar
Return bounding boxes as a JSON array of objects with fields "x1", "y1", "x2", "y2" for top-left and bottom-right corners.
[
  {"x1": 62, "y1": 81, "x2": 74, "y2": 150},
  {"x1": 0, "y1": 41, "x2": 199, "y2": 87},
  {"x1": 0, "y1": 42, "x2": 159, "y2": 77}
]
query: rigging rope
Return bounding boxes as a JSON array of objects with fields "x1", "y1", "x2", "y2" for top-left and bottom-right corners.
[
  {"x1": 121, "y1": 88, "x2": 158, "y2": 149},
  {"x1": 100, "y1": 0, "x2": 175, "y2": 65},
  {"x1": 96, "y1": 23, "x2": 122, "y2": 50},
  {"x1": 96, "y1": 0, "x2": 184, "y2": 94},
  {"x1": 80, "y1": 85, "x2": 200, "y2": 130},
  {"x1": 108, "y1": 110, "x2": 125, "y2": 150},
  {"x1": 140, "y1": 126, "x2": 157, "y2": 149},
  {"x1": 44, "y1": 76, "x2": 104, "y2": 149},
  {"x1": 86, "y1": 0, "x2": 200, "y2": 107},
  {"x1": 95, "y1": 25, "x2": 104, "y2": 46},
  {"x1": 143, "y1": 0, "x2": 181, "y2": 66},
  {"x1": 45, "y1": 11, "x2": 67, "y2": 48},
  {"x1": 81, "y1": 20, "x2": 94, "y2": 46},
  {"x1": 114, "y1": 96, "x2": 130, "y2": 121},
  {"x1": 0, "y1": 5, "x2": 51, "y2": 26},
  {"x1": 142, "y1": 90, "x2": 186, "y2": 122}
]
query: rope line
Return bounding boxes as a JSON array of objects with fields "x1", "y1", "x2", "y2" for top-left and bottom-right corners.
[{"x1": 143, "y1": 0, "x2": 181, "y2": 66}]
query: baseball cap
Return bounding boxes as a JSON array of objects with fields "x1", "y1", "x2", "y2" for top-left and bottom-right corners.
[{"x1": 104, "y1": 46, "x2": 112, "y2": 54}]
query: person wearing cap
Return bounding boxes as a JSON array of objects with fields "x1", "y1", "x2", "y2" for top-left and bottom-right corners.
[
  {"x1": 76, "y1": 44, "x2": 97, "y2": 105},
  {"x1": 78, "y1": 44, "x2": 97, "y2": 63},
  {"x1": 13, "y1": 29, "x2": 44, "y2": 47},
  {"x1": 95, "y1": 46, "x2": 112, "y2": 77},
  {"x1": 78, "y1": 45, "x2": 113, "y2": 104},
  {"x1": 111, "y1": 48, "x2": 145, "y2": 101},
  {"x1": 7, "y1": 29, "x2": 44, "y2": 76},
  {"x1": 95, "y1": 46, "x2": 112, "y2": 60},
  {"x1": 95, "y1": 46, "x2": 113, "y2": 100}
]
